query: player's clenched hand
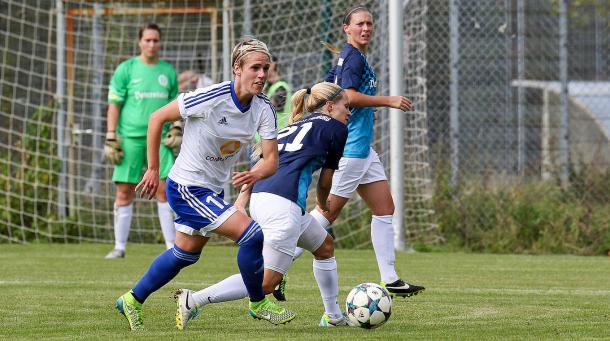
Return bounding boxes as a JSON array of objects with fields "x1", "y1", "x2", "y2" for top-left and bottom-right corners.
[
  {"x1": 135, "y1": 169, "x2": 159, "y2": 200},
  {"x1": 232, "y1": 171, "x2": 261, "y2": 188},
  {"x1": 104, "y1": 131, "x2": 124, "y2": 164},
  {"x1": 388, "y1": 96, "x2": 412, "y2": 112}
]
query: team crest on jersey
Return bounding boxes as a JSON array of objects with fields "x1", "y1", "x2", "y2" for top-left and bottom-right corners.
[
  {"x1": 158, "y1": 74, "x2": 168, "y2": 87},
  {"x1": 205, "y1": 140, "x2": 241, "y2": 162},
  {"x1": 220, "y1": 141, "x2": 241, "y2": 156}
]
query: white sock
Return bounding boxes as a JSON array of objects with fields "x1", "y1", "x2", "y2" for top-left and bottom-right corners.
[
  {"x1": 313, "y1": 257, "x2": 342, "y2": 317},
  {"x1": 157, "y1": 201, "x2": 175, "y2": 249},
  {"x1": 192, "y1": 274, "x2": 248, "y2": 307},
  {"x1": 113, "y1": 203, "x2": 133, "y2": 251},
  {"x1": 371, "y1": 215, "x2": 399, "y2": 284}
]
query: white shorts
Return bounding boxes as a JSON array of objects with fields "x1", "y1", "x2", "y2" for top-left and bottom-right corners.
[
  {"x1": 250, "y1": 192, "x2": 328, "y2": 274},
  {"x1": 330, "y1": 147, "x2": 388, "y2": 199}
]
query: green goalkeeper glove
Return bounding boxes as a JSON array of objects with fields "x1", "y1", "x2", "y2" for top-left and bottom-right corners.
[
  {"x1": 162, "y1": 120, "x2": 184, "y2": 150},
  {"x1": 104, "y1": 131, "x2": 123, "y2": 165}
]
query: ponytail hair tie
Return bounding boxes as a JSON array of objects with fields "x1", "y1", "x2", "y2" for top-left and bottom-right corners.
[{"x1": 306, "y1": 87, "x2": 311, "y2": 94}]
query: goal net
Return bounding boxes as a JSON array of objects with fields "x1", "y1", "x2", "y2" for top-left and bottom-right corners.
[{"x1": 0, "y1": 0, "x2": 436, "y2": 248}]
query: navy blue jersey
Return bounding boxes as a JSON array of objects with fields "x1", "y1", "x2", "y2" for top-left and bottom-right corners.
[
  {"x1": 253, "y1": 113, "x2": 348, "y2": 212},
  {"x1": 325, "y1": 43, "x2": 377, "y2": 158}
]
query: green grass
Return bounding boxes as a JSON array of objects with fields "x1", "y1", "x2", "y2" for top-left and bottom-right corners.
[{"x1": 1, "y1": 244, "x2": 609, "y2": 340}]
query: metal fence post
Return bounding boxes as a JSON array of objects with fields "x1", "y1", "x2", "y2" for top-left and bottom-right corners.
[{"x1": 390, "y1": 0, "x2": 405, "y2": 251}]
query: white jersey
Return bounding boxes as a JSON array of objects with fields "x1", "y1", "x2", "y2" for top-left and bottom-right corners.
[{"x1": 169, "y1": 81, "x2": 277, "y2": 193}]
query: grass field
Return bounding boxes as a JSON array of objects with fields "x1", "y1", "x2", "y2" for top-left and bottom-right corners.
[{"x1": 1, "y1": 244, "x2": 609, "y2": 340}]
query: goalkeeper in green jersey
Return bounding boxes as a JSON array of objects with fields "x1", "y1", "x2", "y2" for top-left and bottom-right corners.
[{"x1": 104, "y1": 23, "x2": 180, "y2": 259}]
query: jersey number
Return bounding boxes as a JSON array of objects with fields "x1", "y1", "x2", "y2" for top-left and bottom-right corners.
[
  {"x1": 206, "y1": 195, "x2": 227, "y2": 210},
  {"x1": 277, "y1": 122, "x2": 312, "y2": 152}
]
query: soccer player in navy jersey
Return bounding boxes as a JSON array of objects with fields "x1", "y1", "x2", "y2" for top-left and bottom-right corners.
[
  {"x1": 113, "y1": 38, "x2": 294, "y2": 330},
  {"x1": 174, "y1": 81, "x2": 352, "y2": 328},
  {"x1": 292, "y1": 6, "x2": 425, "y2": 298}
]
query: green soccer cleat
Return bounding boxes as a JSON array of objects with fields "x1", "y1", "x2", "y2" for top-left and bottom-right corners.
[
  {"x1": 116, "y1": 291, "x2": 143, "y2": 331},
  {"x1": 272, "y1": 275, "x2": 288, "y2": 301},
  {"x1": 319, "y1": 312, "x2": 348, "y2": 327},
  {"x1": 248, "y1": 297, "x2": 296, "y2": 325},
  {"x1": 174, "y1": 288, "x2": 200, "y2": 330}
]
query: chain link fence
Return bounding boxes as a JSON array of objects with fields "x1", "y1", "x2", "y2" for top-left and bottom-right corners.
[
  {"x1": 426, "y1": 0, "x2": 610, "y2": 254},
  {"x1": 1, "y1": 0, "x2": 608, "y2": 254}
]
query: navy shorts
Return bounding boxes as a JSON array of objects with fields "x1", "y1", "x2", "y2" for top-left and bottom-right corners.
[{"x1": 166, "y1": 177, "x2": 237, "y2": 237}]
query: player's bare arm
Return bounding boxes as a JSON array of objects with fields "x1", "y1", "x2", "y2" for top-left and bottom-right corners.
[
  {"x1": 344, "y1": 88, "x2": 411, "y2": 111},
  {"x1": 135, "y1": 100, "x2": 181, "y2": 199},
  {"x1": 316, "y1": 168, "x2": 335, "y2": 212},
  {"x1": 106, "y1": 103, "x2": 121, "y2": 132},
  {"x1": 232, "y1": 138, "x2": 278, "y2": 188}
]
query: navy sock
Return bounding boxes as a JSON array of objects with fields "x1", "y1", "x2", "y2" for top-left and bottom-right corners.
[
  {"x1": 235, "y1": 220, "x2": 265, "y2": 302},
  {"x1": 132, "y1": 245, "x2": 200, "y2": 303}
]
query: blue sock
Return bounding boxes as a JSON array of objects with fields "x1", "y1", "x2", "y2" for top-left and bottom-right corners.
[
  {"x1": 236, "y1": 220, "x2": 265, "y2": 302},
  {"x1": 131, "y1": 245, "x2": 200, "y2": 303}
]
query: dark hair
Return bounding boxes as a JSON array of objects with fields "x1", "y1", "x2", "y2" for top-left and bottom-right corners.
[
  {"x1": 139, "y1": 23, "x2": 161, "y2": 40},
  {"x1": 342, "y1": 6, "x2": 371, "y2": 25}
]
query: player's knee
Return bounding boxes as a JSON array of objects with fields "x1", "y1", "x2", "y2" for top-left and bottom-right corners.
[
  {"x1": 115, "y1": 190, "x2": 135, "y2": 206},
  {"x1": 156, "y1": 186, "x2": 167, "y2": 202},
  {"x1": 155, "y1": 190, "x2": 167, "y2": 202},
  {"x1": 313, "y1": 235, "x2": 334, "y2": 259},
  {"x1": 371, "y1": 201, "x2": 394, "y2": 216}
]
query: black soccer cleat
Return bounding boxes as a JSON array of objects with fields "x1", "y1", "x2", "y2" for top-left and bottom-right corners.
[
  {"x1": 272, "y1": 275, "x2": 287, "y2": 301},
  {"x1": 381, "y1": 279, "x2": 425, "y2": 298}
]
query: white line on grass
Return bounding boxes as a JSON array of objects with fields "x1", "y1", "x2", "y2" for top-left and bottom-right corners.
[{"x1": 1, "y1": 280, "x2": 609, "y2": 296}]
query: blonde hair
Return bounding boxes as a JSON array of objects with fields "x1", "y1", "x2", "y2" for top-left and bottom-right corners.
[
  {"x1": 342, "y1": 6, "x2": 371, "y2": 25},
  {"x1": 231, "y1": 37, "x2": 271, "y2": 74},
  {"x1": 250, "y1": 82, "x2": 344, "y2": 161},
  {"x1": 289, "y1": 82, "x2": 344, "y2": 124}
]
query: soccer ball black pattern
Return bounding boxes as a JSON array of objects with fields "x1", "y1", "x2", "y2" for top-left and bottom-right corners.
[{"x1": 345, "y1": 282, "x2": 392, "y2": 329}]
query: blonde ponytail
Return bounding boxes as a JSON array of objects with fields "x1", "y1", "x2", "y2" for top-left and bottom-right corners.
[
  {"x1": 321, "y1": 41, "x2": 342, "y2": 56},
  {"x1": 289, "y1": 82, "x2": 343, "y2": 124},
  {"x1": 251, "y1": 82, "x2": 343, "y2": 162},
  {"x1": 289, "y1": 89, "x2": 308, "y2": 125}
]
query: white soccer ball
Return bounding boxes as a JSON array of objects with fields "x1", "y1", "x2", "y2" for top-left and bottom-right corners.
[{"x1": 345, "y1": 282, "x2": 392, "y2": 329}]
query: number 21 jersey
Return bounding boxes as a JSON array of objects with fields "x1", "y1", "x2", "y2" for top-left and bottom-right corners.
[{"x1": 252, "y1": 113, "x2": 348, "y2": 212}]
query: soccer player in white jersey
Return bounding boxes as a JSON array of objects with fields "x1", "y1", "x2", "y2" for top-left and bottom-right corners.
[
  {"x1": 114, "y1": 38, "x2": 295, "y2": 331},
  {"x1": 173, "y1": 81, "x2": 351, "y2": 329},
  {"x1": 291, "y1": 6, "x2": 425, "y2": 298}
]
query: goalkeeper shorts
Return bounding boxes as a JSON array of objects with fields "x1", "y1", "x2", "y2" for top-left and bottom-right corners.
[{"x1": 112, "y1": 136, "x2": 174, "y2": 184}]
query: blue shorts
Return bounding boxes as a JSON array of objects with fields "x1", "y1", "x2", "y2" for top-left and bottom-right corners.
[{"x1": 166, "y1": 177, "x2": 237, "y2": 237}]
